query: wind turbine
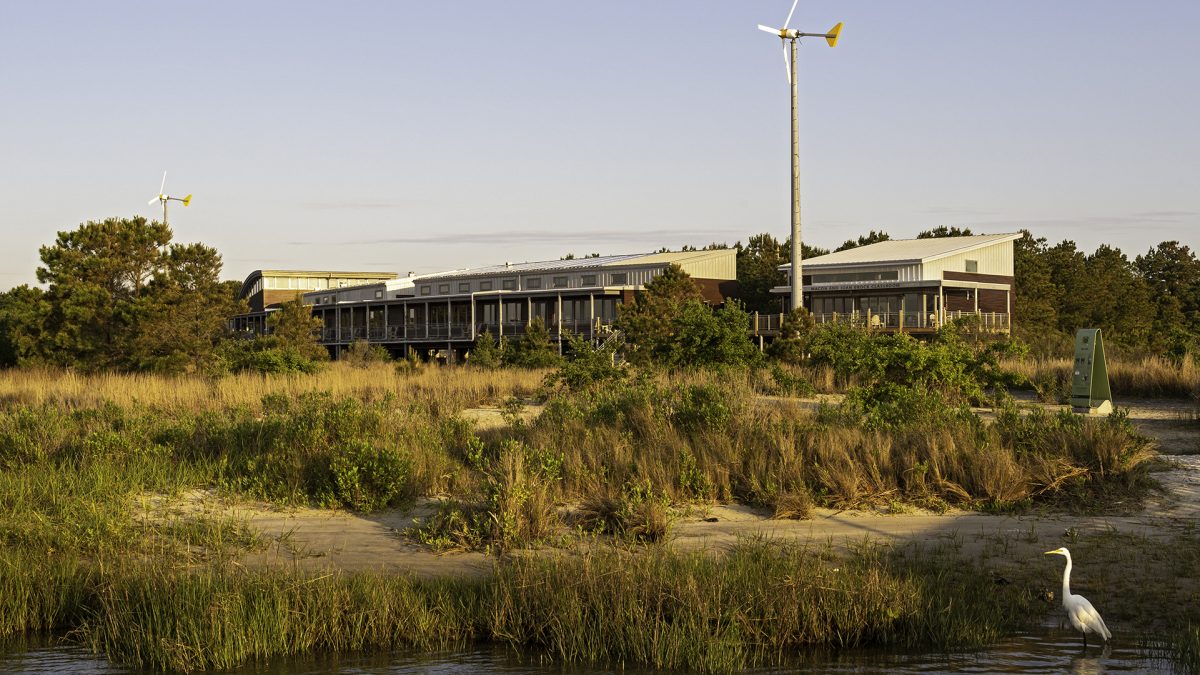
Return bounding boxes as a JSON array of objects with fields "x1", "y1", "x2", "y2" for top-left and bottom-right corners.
[
  {"x1": 757, "y1": 1, "x2": 842, "y2": 312},
  {"x1": 148, "y1": 171, "x2": 192, "y2": 226}
]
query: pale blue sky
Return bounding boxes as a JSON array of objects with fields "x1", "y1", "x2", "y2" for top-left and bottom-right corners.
[{"x1": 2, "y1": 1, "x2": 1197, "y2": 287}]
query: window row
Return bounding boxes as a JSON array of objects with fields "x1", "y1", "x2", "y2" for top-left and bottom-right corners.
[{"x1": 418, "y1": 272, "x2": 627, "y2": 297}]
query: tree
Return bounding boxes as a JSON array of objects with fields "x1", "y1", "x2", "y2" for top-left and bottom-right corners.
[
  {"x1": 30, "y1": 216, "x2": 235, "y2": 372},
  {"x1": 507, "y1": 316, "x2": 560, "y2": 368},
  {"x1": 469, "y1": 329, "x2": 505, "y2": 369},
  {"x1": 124, "y1": 243, "x2": 244, "y2": 372},
  {"x1": 766, "y1": 307, "x2": 816, "y2": 364},
  {"x1": 835, "y1": 230, "x2": 890, "y2": 252},
  {"x1": 735, "y1": 233, "x2": 788, "y2": 313},
  {"x1": 268, "y1": 298, "x2": 328, "y2": 362},
  {"x1": 918, "y1": 226, "x2": 974, "y2": 239},
  {"x1": 668, "y1": 301, "x2": 759, "y2": 368},
  {"x1": 1012, "y1": 230, "x2": 1060, "y2": 350},
  {"x1": 615, "y1": 264, "x2": 703, "y2": 366},
  {"x1": 0, "y1": 285, "x2": 49, "y2": 368}
]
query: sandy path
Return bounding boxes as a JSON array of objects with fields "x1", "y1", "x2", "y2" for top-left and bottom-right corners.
[{"x1": 160, "y1": 396, "x2": 1197, "y2": 577}]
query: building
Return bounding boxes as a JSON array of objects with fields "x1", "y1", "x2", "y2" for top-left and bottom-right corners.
[
  {"x1": 765, "y1": 233, "x2": 1018, "y2": 333},
  {"x1": 303, "y1": 249, "x2": 737, "y2": 359},
  {"x1": 229, "y1": 270, "x2": 398, "y2": 333}
]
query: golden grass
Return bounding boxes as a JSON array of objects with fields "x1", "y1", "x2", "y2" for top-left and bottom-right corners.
[
  {"x1": 1003, "y1": 356, "x2": 1200, "y2": 399},
  {"x1": 0, "y1": 363, "x2": 548, "y2": 413}
]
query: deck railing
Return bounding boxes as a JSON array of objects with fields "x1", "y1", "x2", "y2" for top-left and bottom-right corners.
[{"x1": 749, "y1": 310, "x2": 1009, "y2": 334}]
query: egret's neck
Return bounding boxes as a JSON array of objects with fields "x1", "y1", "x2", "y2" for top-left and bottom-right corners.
[{"x1": 1061, "y1": 553, "x2": 1073, "y2": 600}]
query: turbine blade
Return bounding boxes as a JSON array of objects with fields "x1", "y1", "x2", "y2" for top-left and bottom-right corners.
[
  {"x1": 148, "y1": 196, "x2": 160, "y2": 205},
  {"x1": 784, "y1": 0, "x2": 799, "y2": 29},
  {"x1": 782, "y1": 44, "x2": 792, "y2": 84},
  {"x1": 758, "y1": 24, "x2": 781, "y2": 36},
  {"x1": 159, "y1": 171, "x2": 167, "y2": 194}
]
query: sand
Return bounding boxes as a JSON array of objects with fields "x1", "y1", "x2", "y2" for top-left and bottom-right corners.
[{"x1": 154, "y1": 395, "x2": 1199, "y2": 578}]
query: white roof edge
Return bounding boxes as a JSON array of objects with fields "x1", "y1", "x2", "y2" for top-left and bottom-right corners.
[
  {"x1": 778, "y1": 233, "x2": 1022, "y2": 269},
  {"x1": 917, "y1": 232, "x2": 1022, "y2": 264}
]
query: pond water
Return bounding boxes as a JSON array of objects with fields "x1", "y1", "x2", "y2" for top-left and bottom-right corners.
[{"x1": 0, "y1": 629, "x2": 1178, "y2": 674}]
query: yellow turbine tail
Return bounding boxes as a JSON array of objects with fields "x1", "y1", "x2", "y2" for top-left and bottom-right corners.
[
  {"x1": 826, "y1": 22, "x2": 843, "y2": 47},
  {"x1": 182, "y1": 194, "x2": 192, "y2": 207}
]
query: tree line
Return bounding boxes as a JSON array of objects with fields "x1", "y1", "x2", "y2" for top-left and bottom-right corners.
[{"x1": 2, "y1": 216, "x2": 1198, "y2": 373}]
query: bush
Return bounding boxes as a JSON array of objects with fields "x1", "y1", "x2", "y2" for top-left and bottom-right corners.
[
  {"x1": 211, "y1": 337, "x2": 324, "y2": 375},
  {"x1": 342, "y1": 340, "x2": 391, "y2": 368},
  {"x1": 330, "y1": 440, "x2": 413, "y2": 511}
]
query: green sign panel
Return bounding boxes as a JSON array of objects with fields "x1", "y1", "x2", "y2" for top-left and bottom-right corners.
[{"x1": 1070, "y1": 328, "x2": 1112, "y2": 414}]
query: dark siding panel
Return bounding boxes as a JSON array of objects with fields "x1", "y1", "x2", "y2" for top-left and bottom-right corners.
[{"x1": 979, "y1": 289, "x2": 1008, "y2": 313}]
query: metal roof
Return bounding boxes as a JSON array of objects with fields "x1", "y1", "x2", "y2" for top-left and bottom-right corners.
[
  {"x1": 783, "y1": 233, "x2": 1022, "y2": 268},
  {"x1": 418, "y1": 250, "x2": 729, "y2": 280}
]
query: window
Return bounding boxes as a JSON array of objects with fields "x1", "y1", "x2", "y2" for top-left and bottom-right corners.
[
  {"x1": 527, "y1": 277, "x2": 542, "y2": 289},
  {"x1": 438, "y1": 283, "x2": 450, "y2": 294},
  {"x1": 458, "y1": 282, "x2": 471, "y2": 293},
  {"x1": 480, "y1": 280, "x2": 494, "y2": 291},
  {"x1": 965, "y1": 260, "x2": 978, "y2": 273},
  {"x1": 582, "y1": 274, "x2": 597, "y2": 286},
  {"x1": 374, "y1": 290, "x2": 383, "y2": 299},
  {"x1": 420, "y1": 285, "x2": 432, "y2": 296},
  {"x1": 502, "y1": 278, "x2": 516, "y2": 290},
  {"x1": 610, "y1": 273, "x2": 628, "y2": 285},
  {"x1": 553, "y1": 276, "x2": 569, "y2": 288}
]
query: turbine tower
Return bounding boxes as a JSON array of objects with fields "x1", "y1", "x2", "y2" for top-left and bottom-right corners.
[
  {"x1": 148, "y1": 171, "x2": 192, "y2": 226},
  {"x1": 757, "y1": 2, "x2": 841, "y2": 312}
]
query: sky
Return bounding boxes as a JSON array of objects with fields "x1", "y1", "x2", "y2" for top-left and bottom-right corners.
[{"x1": 1, "y1": 1, "x2": 1197, "y2": 287}]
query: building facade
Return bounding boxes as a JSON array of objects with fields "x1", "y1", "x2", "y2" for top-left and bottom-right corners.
[
  {"x1": 229, "y1": 270, "x2": 398, "y2": 333},
  {"x1": 766, "y1": 233, "x2": 1018, "y2": 333},
  {"x1": 231, "y1": 250, "x2": 737, "y2": 360}
]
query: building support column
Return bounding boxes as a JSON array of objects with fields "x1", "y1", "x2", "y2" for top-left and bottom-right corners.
[{"x1": 556, "y1": 293, "x2": 563, "y2": 355}]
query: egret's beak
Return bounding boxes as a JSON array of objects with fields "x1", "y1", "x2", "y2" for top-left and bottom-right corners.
[{"x1": 1043, "y1": 549, "x2": 1059, "y2": 555}]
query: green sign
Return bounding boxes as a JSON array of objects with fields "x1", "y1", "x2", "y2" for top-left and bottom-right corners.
[{"x1": 1070, "y1": 328, "x2": 1112, "y2": 414}]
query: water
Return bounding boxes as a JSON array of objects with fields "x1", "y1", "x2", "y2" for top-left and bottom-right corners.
[{"x1": 0, "y1": 630, "x2": 1178, "y2": 674}]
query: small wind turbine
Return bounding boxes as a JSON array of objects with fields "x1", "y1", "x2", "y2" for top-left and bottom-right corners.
[
  {"x1": 148, "y1": 171, "x2": 192, "y2": 225},
  {"x1": 757, "y1": 0, "x2": 842, "y2": 312}
]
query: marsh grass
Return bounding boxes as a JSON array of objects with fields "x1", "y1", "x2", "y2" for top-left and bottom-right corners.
[
  {"x1": 0, "y1": 363, "x2": 547, "y2": 413},
  {"x1": 490, "y1": 538, "x2": 1038, "y2": 673},
  {"x1": 1004, "y1": 355, "x2": 1200, "y2": 400},
  {"x1": 1, "y1": 538, "x2": 1040, "y2": 673}
]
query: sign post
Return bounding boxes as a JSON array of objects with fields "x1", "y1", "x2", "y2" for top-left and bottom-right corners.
[{"x1": 1070, "y1": 328, "x2": 1113, "y2": 415}]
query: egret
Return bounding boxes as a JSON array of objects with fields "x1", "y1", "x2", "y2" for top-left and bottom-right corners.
[{"x1": 1045, "y1": 547, "x2": 1111, "y2": 647}]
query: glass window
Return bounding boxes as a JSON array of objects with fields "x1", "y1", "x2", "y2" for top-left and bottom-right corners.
[
  {"x1": 502, "y1": 278, "x2": 516, "y2": 290},
  {"x1": 610, "y1": 273, "x2": 628, "y2": 285},
  {"x1": 420, "y1": 285, "x2": 432, "y2": 296},
  {"x1": 438, "y1": 283, "x2": 450, "y2": 294},
  {"x1": 374, "y1": 290, "x2": 383, "y2": 299},
  {"x1": 582, "y1": 274, "x2": 597, "y2": 286},
  {"x1": 965, "y1": 260, "x2": 978, "y2": 273},
  {"x1": 459, "y1": 282, "x2": 471, "y2": 293},
  {"x1": 527, "y1": 277, "x2": 542, "y2": 289},
  {"x1": 480, "y1": 280, "x2": 494, "y2": 291},
  {"x1": 553, "y1": 276, "x2": 569, "y2": 288}
]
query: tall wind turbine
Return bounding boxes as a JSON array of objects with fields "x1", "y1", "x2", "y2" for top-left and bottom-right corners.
[
  {"x1": 757, "y1": 2, "x2": 842, "y2": 312},
  {"x1": 148, "y1": 171, "x2": 192, "y2": 226}
]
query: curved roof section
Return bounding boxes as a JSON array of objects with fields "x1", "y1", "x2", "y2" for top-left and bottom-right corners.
[
  {"x1": 237, "y1": 270, "x2": 397, "y2": 299},
  {"x1": 783, "y1": 233, "x2": 1022, "y2": 269}
]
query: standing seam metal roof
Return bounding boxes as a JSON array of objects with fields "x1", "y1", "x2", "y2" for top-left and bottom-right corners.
[
  {"x1": 783, "y1": 233, "x2": 1022, "y2": 268},
  {"x1": 418, "y1": 250, "x2": 729, "y2": 280}
]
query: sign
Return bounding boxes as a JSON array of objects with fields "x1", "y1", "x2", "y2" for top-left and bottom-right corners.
[{"x1": 1070, "y1": 328, "x2": 1112, "y2": 415}]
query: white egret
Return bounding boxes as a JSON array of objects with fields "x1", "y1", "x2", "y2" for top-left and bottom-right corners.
[{"x1": 1045, "y1": 547, "x2": 1111, "y2": 647}]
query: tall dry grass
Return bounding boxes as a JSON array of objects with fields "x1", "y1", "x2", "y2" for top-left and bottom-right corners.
[
  {"x1": 0, "y1": 363, "x2": 546, "y2": 413},
  {"x1": 1003, "y1": 355, "x2": 1200, "y2": 400}
]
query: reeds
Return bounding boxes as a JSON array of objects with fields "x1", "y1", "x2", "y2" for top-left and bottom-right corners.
[
  {"x1": 0, "y1": 363, "x2": 546, "y2": 413},
  {"x1": 1003, "y1": 355, "x2": 1200, "y2": 400}
]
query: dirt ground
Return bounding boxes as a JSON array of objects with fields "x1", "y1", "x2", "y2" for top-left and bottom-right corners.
[{"x1": 162, "y1": 395, "x2": 1200, "y2": 578}]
